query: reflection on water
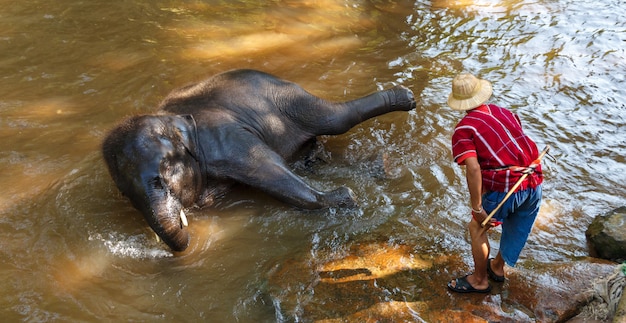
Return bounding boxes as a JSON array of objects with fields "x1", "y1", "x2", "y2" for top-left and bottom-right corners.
[{"x1": 0, "y1": 0, "x2": 625, "y2": 321}]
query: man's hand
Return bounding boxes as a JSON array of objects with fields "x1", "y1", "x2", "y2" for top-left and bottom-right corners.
[{"x1": 472, "y1": 208, "x2": 502, "y2": 228}]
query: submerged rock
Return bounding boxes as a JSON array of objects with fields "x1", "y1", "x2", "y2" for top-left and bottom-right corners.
[
  {"x1": 586, "y1": 206, "x2": 626, "y2": 262},
  {"x1": 265, "y1": 239, "x2": 617, "y2": 322}
]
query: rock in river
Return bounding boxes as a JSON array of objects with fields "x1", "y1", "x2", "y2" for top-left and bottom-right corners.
[{"x1": 586, "y1": 206, "x2": 626, "y2": 262}]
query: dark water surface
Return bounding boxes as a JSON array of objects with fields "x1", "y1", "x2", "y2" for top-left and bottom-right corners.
[{"x1": 1, "y1": 0, "x2": 624, "y2": 321}]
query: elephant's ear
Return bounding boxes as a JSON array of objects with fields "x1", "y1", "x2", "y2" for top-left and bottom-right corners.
[{"x1": 173, "y1": 114, "x2": 201, "y2": 162}]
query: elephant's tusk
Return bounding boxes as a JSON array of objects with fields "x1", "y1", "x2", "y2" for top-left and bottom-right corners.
[
  {"x1": 154, "y1": 232, "x2": 161, "y2": 243},
  {"x1": 180, "y1": 209, "x2": 188, "y2": 227}
]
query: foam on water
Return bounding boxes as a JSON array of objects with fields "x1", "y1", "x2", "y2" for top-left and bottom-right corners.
[{"x1": 89, "y1": 232, "x2": 172, "y2": 259}]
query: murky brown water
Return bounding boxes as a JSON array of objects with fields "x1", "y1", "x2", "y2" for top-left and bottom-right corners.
[{"x1": 1, "y1": 0, "x2": 624, "y2": 321}]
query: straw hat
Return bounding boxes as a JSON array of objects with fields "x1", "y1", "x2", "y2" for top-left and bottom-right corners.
[{"x1": 447, "y1": 73, "x2": 492, "y2": 111}]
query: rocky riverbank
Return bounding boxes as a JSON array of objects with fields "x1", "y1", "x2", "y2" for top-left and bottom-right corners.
[
  {"x1": 265, "y1": 206, "x2": 626, "y2": 322},
  {"x1": 570, "y1": 206, "x2": 626, "y2": 322},
  {"x1": 267, "y1": 242, "x2": 618, "y2": 322},
  {"x1": 265, "y1": 240, "x2": 622, "y2": 322}
]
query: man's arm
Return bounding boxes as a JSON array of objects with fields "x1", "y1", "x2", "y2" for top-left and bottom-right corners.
[{"x1": 464, "y1": 157, "x2": 486, "y2": 222}]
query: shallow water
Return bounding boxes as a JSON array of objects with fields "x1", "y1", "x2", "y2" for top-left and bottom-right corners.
[{"x1": 0, "y1": 0, "x2": 624, "y2": 321}]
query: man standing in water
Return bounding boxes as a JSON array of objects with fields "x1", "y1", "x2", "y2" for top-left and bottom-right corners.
[{"x1": 446, "y1": 73, "x2": 544, "y2": 293}]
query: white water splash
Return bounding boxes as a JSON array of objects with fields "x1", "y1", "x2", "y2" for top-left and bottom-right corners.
[{"x1": 89, "y1": 232, "x2": 172, "y2": 259}]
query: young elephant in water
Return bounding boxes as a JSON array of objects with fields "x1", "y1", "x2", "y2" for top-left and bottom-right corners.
[{"x1": 102, "y1": 69, "x2": 416, "y2": 251}]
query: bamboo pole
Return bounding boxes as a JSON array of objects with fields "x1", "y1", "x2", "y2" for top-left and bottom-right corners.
[{"x1": 479, "y1": 145, "x2": 550, "y2": 233}]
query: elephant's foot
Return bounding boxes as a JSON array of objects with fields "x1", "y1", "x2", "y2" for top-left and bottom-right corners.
[
  {"x1": 367, "y1": 151, "x2": 392, "y2": 179},
  {"x1": 325, "y1": 187, "x2": 358, "y2": 208},
  {"x1": 386, "y1": 85, "x2": 416, "y2": 111}
]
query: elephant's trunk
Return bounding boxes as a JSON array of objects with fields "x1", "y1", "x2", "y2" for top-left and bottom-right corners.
[
  {"x1": 140, "y1": 181, "x2": 191, "y2": 252},
  {"x1": 147, "y1": 207, "x2": 190, "y2": 252}
]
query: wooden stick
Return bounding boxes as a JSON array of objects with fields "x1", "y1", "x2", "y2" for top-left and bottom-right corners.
[{"x1": 480, "y1": 145, "x2": 550, "y2": 231}]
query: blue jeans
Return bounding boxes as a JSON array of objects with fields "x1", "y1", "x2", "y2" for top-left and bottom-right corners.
[{"x1": 482, "y1": 185, "x2": 542, "y2": 266}]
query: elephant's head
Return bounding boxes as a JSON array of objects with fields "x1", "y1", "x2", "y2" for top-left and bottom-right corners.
[{"x1": 102, "y1": 114, "x2": 203, "y2": 251}]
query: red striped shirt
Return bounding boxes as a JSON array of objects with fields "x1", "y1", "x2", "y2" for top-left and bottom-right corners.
[{"x1": 452, "y1": 104, "x2": 543, "y2": 192}]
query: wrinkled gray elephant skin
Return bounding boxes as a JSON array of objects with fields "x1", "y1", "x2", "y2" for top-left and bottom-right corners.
[{"x1": 102, "y1": 69, "x2": 416, "y2": 251}]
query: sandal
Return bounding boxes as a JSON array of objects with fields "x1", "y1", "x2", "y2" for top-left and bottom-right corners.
[
  {"x1": 487, "y1": 258, "x2": 505, "y2": 282},
  {"x1": 447, "y1": 275, "x2": 492, "y2": 294}
]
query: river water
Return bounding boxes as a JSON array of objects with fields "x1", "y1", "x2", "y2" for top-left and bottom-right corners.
[{"x1": 0, "y1": 0, "x2": 624, "y2": 321}]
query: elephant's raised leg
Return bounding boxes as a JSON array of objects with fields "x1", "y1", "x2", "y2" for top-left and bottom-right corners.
[{"x1": 296, "y1": 85, "x2": 416, "y2": 136}]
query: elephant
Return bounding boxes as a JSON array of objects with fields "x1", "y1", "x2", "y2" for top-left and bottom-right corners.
[{"x1": 102, "y1": 69, "x2": 416, "y2": 251}]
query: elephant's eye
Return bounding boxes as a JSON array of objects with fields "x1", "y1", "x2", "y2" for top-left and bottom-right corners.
[{"x1": 152, "y1": 176, "x2": 164, "y2": 190}]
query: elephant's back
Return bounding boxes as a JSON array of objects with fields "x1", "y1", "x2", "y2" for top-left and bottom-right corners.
[{"x1": 157, "y1": 69, "x2": 292, "y2": 115}]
